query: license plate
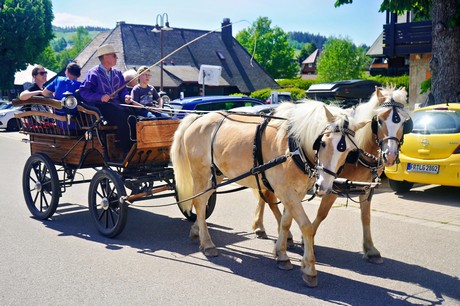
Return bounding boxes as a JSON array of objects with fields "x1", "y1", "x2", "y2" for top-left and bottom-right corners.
[{"x1": 407, "y1": 163, "x2": 439, "y2": 174}]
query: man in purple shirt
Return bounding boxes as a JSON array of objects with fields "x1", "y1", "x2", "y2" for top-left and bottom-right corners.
[{"x1": 79, "y1": 44, "x2": 135, "y2": 155}]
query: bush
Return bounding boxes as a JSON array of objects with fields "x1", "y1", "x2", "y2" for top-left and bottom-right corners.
[
  {"x1": 277, "y1": 78, "x2": 318, "y2": 90},
  {"x1": 367, "y1": 75, "x2": 410, "y2": 91}
]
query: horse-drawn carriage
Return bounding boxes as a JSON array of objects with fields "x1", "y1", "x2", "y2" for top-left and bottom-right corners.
[
  {"x1": 12, "y1": 96, "x2": 215, "y2": 238},
  {"x1": 13, "y1": 86, "x2": 412, "y2": 287}
]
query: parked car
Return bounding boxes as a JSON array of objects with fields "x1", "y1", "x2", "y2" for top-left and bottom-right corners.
[
  {"x1": 169, "y1": 95, "x2": 264, "y2": 118},
  {"x1": 385, "y1": 103, "x2": 460, "y2": 193},
  {"x1": 0, "y1": 100, "x2": 10, "y2": 109},
  {"x1": 0, "y1": 104, "x2": 25, "y2": 131},
  {"x1": 265, "y1": 91, "x2": 292, "y2": 104},
  {"x1": 229, "y1": 104, "x2": 279, "y2": 115},
  {"x1": 306, "y1": 79, "x2": 382, "y2": 108}
]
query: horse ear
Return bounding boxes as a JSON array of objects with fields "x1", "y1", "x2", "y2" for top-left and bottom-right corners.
[
  {"x1": 354, "y1": 119, "x2": 371, "y2": 131},
  {"x1": 323, "y1": 105, "x2": 335, "y2": 122},
  {"x1": 376, "y1": 86, "x2": 385, "y2": 104}
]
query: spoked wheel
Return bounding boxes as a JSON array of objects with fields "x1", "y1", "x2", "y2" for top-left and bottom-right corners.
[
  {"x1": 88, "y1": 168, "x2": 128, "y2": 238},
  {"x1": 22, "y1": 153, "x2": 60, "y2": 219},
  {"x1": 177, "y1": 191, "x2": 217, "y2": 222}
]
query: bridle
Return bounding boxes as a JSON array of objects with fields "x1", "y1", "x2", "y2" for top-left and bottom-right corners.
[
  {"x1": 313, "y1": 118, "x2": 360, "y2": 179},
  {"x1": 371, "y1": 99, "x2": 413, "y2": 162}
]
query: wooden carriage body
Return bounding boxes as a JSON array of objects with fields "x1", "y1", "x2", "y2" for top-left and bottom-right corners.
[{"x1": 13, "y1": 97, "x2": 179, "y2": 171}]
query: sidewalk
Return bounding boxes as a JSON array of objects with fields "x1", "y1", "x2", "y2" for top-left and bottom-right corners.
[{"x1": 322, "y1": 177, "x2": 460, "y2": 232}]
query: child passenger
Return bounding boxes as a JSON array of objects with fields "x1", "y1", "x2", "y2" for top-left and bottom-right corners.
[{"x1": 130, "y1": 66, "x2": 168, "y2": 119}]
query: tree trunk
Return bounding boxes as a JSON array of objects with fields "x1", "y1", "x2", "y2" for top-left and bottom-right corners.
[{"x1": 430, "y1": 0, "x2": 460, "y2": 104}]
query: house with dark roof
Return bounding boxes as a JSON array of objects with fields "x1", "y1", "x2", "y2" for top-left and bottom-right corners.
[
  {"x1": 74, "y1": 18, "x2": 279, "y2": 99},
  {"x1": 300, "y1": 48, "x2": 321, "y2": 76}
]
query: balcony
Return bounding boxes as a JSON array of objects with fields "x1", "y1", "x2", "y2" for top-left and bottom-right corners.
[{"x1": 383, "y1": 20, "x2": 432, "y2": 57}]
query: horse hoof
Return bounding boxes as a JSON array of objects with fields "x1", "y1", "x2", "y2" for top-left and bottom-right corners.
[
  {"x1": 366, "y1": 254, "x2": 384, "y2": 264},
  {"x1": 204, "y1": 247, "x2": 219, "y2": 257},
  {"x1": 255, "y1": 230, "x2": 268, "y2": 239},
  {"x1": 302, "y1": 274, "x2": 318, "y2": 288},
  {"x1": 277, "y1": 259, "x2": 293, "y2": 270}
]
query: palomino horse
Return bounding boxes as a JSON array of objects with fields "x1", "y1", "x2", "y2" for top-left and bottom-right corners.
[
  {"x1": 171, "y1": 101, "x2": 369, "y2": 287},
  {"x1": 252, "y1": 86, "x2": 412, "y2": 264}
]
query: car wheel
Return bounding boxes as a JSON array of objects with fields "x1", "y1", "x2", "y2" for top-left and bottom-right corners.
[
  {"x1": 6, "y1": 119, "x2": 19, "y2": 132},
  {"x1": 388, "y1": 179, "x2": 413, "y2": 193}
]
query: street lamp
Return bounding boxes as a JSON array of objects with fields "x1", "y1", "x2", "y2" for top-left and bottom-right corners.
[{"x1": 152, "y1": 13, "x2": 172, "y2": 94}]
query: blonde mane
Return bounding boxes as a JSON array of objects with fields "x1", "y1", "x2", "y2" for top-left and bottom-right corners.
[
  {"x1": 271, "y1": 100, "x2": 358, "y2": 155},
  {"x1": 353, "y1": 86, "x2": 408, "y2": 147}
]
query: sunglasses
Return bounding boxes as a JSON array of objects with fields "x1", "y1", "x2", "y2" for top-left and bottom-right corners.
[{"x1": 36, "y1": 71, "x2": 48, "y2": 76}]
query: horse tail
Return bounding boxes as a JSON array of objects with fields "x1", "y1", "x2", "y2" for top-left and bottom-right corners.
[{"x1": 171, "y1": 114, "x2": 200, "y2": 214}]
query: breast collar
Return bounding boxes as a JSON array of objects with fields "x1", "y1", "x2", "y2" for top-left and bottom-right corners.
[{"x1": 288, "y1": 137, "x2": 315, "y2": 175}]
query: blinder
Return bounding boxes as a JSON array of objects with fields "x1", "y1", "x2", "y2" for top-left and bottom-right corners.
[
  {"x1": 345, "y1": 150, "x2": 360, "y2": 164},
  {"x1": 371, "y1": 105, "x2": 413, "y2": 136}
]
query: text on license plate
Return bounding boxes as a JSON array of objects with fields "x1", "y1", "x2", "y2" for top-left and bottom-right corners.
[{"x1": 407, "y1": 163, "x2": 439, "y2": 174}]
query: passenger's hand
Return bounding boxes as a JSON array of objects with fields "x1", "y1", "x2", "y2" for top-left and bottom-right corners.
[
  {"x1": 101, "y1": 94, "x2": 111, "y2": 103},
  {"x1": 125, "y1": 95, "x2": 132, "y2": 104}
]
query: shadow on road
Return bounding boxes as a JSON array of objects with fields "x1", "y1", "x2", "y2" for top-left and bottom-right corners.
[{"x1": 38, "y1": 202, "x2": 459, "y2": 305}]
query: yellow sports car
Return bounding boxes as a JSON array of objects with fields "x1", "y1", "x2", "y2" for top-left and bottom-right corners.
[{"x1": 385, "y1": 103, "x2": 460, "y2": 193}]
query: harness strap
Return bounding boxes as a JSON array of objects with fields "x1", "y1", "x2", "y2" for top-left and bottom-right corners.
[
  {"x1": 253, "y1": 117, "x2": 275, "y2": 202},
  {"x1": 210, "y1": 114, "x2": 228, "y2": 187}
]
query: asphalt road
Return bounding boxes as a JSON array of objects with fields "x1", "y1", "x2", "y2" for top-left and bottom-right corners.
[{"x1": 0, "y1": 131, "x2": 459, "y2": 305}]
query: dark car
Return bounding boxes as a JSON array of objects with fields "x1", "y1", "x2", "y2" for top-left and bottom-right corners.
[
  {"x1": 305, "y1": 79, "x2": 382, "y2": 108},
  {"x1": 169, "y1": 95, "x2": 264, "y2": 118}
]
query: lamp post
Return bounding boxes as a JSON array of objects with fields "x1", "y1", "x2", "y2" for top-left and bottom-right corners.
[{"x1": 151, "y1": 13, "x2": 172, "y2": 95}]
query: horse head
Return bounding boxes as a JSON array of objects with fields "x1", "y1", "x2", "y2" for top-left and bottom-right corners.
[
  {"x1": 371, "y1": 86, "x2": 412, "y2": 166},
  {"x1": 313, "y1": 105, "x2": 369, "y2": 196}
]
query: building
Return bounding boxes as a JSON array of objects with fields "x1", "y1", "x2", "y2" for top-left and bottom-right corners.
[
  {"x1": 300, "y1": 49, "x2": 321, "y2": 77},
  {"x1": 368, "y1": 11, "x2": 432, "y2": 108},
  {"x1": 74, "y1": 18, "x2": 279, "y2": 99}
]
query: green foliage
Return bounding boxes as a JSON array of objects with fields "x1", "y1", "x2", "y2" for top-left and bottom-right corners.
[
  {"x1": 0, "y1": 0, "x2": 54, "y2": 89},
  {"x1": 236, "y1": 17, "x2": 298, "y2": 79},
  {"x1": 367, "y1": 74, "x2": 410, "y2": 91},
  {"x1": 249, "y1": 87, "x2": 306, "y2": 101},
  {"x1": 38, "y1": 26, "x2": 93, "y2": 72},
  {"x1": 420, "y1": 77, "x2": 431, "y2": 94},
  {"x1": 51, "y1": 37, "x2": 67, "y2": 52},
  {"x1": 277, "y1": 78, "x2": 318, "y2": 90},
  {"x1": 316, "y1": 37, "x2": 368, "y2": 82},
  {"x1": 249, "y1": 88, "x2": 272, "y2": 101},
  {"x1": 35, "y1": 45, "x2": 60, "y2": 72},
  {"x1": 334, "y1": 0, "x2": 432, "y2": 20}
]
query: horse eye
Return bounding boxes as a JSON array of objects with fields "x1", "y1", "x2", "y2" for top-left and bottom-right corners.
[{"x1": 321, "y1": 141, "x2": 326, "y2": 148}]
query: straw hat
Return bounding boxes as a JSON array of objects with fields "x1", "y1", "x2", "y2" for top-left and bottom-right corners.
[{"x1": 97, "y1": 44, "x2": 118, "y2": 57}]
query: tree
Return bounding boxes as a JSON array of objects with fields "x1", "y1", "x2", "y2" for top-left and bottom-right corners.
[
  {"x1": 335, "y1": 0, "x2": 460, "y2": 104},
  {"x1": 316, "y1": 37, "x2": 368, "y2": 82},
  {"x1": 0, "y1": 0, "x2": 54, "y2": 89},
  {"x1": 236, "y1": 17, "x2": 298, "y2": 79}
]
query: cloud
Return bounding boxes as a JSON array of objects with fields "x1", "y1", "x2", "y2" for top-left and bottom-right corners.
[{"x1": 53, "y1": 12, "x2": 108, "y2": 28}]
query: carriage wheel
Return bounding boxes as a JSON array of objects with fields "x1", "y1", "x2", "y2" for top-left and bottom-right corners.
[
  {"x1": 177, "y1": 191, "x2": 217, "y2": 222},
  {"x1": 22, "y1": 153, "x2": 60, "y2": 219},
  {"x1": 88, "y1": 168, "x2": 128, "y2": 238}
]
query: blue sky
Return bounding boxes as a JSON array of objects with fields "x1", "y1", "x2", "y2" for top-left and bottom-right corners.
[{"x1": 51, "y1": 0, "x2": 386, "y2": 46}]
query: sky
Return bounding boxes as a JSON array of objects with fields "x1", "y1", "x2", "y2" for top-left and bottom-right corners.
[{"x1": 51, "y1": 0, "x2": 386, "y2": 46}]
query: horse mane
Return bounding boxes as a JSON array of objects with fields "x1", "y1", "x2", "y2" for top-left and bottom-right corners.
[
  {"x1": 271, "y1": 100, "x2": 351, "y2": 155},
  {"x1": 351, "y1": 85, "x2": 409, "y2": 147}
]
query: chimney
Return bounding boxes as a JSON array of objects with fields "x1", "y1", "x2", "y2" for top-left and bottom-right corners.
[{"x1": 221, "y1": 18, "x2": 233, "y2": 48}]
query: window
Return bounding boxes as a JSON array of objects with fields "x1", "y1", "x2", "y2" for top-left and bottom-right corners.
[{"x1": 216, "y1": 51, "x2": 225, "y2": 60}]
